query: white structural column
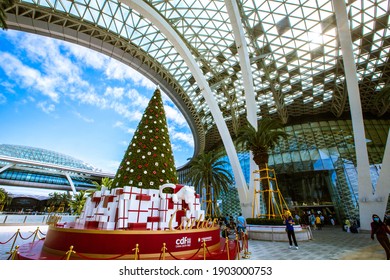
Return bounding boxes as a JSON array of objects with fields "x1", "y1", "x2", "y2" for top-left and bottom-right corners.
[
  {"x1": 65, "y1": 173, "x2": 77, "y2": 194},
  {"x1": 0, "y1": 164, "x2": 15, "y2": 174},
  {"x1": 224, "y1": 0, "x2": 259, "y2": 218},
  {"x1": 374, "y1": 128, "x2": 390, "y2": 216},
  {"x1": 224, "y1": 0, "x2": 258, "y2": 127},
  {"x1": 333, "y1": 0, "x2": 374, "y2": 230},
  {"x1": 120, "y1": 0, "x2": 249, "y2": 205}
]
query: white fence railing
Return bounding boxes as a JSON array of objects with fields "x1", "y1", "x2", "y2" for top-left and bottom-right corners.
[{"x1": 0, "y1": 214, "x2": 77, "y2": 224}]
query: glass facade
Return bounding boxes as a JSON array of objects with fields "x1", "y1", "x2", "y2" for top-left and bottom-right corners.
[
  {"x1": 0, "y1": 144, "x2": 96, "y2": 189},
  {"x1": 0, "y1": 144, "x2": 95, "y2": 170},
  {"x1": 210, "y1": 119, "x2": 389, "y2": 222},
  {"x1": 0, "y1": 170, "x2": 94, "y2": 189}
]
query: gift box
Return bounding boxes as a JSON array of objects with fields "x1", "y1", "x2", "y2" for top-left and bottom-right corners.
[
  {"x1": 85, "y1": 221, "x2": 99, "y2": 229},
  {"x1": 159, "y1": 193, "x2": 173, "y2": 210},
  {"x1": 136, "y1": 194, "x2": 151, "y2": 201},
  {"x1": 93, "y1": 191, "x2": 102, "y2": 198},
  {"x1": 116, "y1": 217, "x2": 128, "y2": 229},
  {"x1": 96, "y1": 206, "x2": 105, "y2": 215},
  {"x1": 128, "y1": 222, "x2": 147, "y2": 230},
  {"x1": 97, "y1": 215, "x2": 109, "y2": 222},
  {"x1": 113, "y1": 188, "x2": 123, "y2": 195},
  {"x1": 117, "y1": 199, "x2": 129, "y2": 227},
  {"x1": 122, "y1": 186, "x2": 141, "y2": 200},
  {"x1": 147, "y1": 214, "x2": 160, "y2": 230},
  {"x1": 103, "y1": 195, "x2": 115, "y2": 207},
  {"x1": 194, "y1": 197, "x2": 201, "y2": 210},
  {"x1": 194, "y1": 210, "x2": 205, "y2": 221},
  {"x1": 106, "y1": 201, "x2": 118, "y2": 221},
  {"x1": 147, "y1": 222, "x2": 159, "y2": 230},
  {"x1": 128, "y1": 210, "x2": 148, "y2": 223},
  {"x1": 159, "y1": 209, "x2": 177, "y2": 224},
  {"x1": 99, "y1": 221, "x2": 116, "y2": 230},
  {"x1": 92, "y1": 196, "x2": 101, "y2": 203},
  {"x1": 128, "y1": 198, "x2": 151, "y2": 213},
  {"x1": 148, "y1": 198, "x2": 160, "y2": 217}
]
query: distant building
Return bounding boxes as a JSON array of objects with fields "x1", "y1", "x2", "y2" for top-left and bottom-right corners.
[{"x1": 0, "y1": 144, "x2": 114, "y2": 209}]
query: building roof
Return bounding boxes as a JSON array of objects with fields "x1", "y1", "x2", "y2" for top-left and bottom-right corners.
[
  {"x1": 0, "y1": 144, "x2": 113, "y2": 192},
  {"x1": 5, "y1": 1, "x2": 390, "y2": 156},
  {"x1": 0, "y1": 144, "x2": 95, "y2": 171}
]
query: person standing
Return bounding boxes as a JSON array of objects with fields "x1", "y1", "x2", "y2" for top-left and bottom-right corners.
[
  {"x1": 315, "y1": 215, "x2": 322, "y2": 230},
  {"x1": 329, "y1": 215, "x2": 335, "y2": 226},
  {"x1": 284, "y1": 214, "x2": 298, "y2": 250},
  {"x1": 344, "y1": 218, "x2": 351, "y2": 232},
  {"x1": 370, "y1": 214, "x2": 390, "y2": 260},
  {"x1": 224, "y1": 214, "x2": 230, "y2": 226},
  {"x1": 236, "y1": 213, "x2": 246, "y2": 239},
  {"x1": 309, "y1": 214, "x2": 316, "y2": 230}
]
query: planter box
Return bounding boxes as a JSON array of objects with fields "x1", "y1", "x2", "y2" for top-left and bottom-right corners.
[{"x1": 247, "y1": 224, "x2": 313, "y2": 241}]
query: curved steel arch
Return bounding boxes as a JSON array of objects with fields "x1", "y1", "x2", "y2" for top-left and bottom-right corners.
[
  {"x1": 5, "y1": 1, "x2": 205, "y2": 165},
  {"x1": 122, "y1": 0, "x2": 250, "y2": 206}
]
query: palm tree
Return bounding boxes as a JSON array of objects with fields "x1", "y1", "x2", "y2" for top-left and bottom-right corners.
[
  {"x1": 185, "y1": 151, "x2": 233, "y2": 217},
  {"x1": 0, "y1": 188, "x2": 10, "y2": 211},
  {"x1": 0, "y1": 0, "x2": 14, "y2": 30},
  {"x1": 69, "y1": 190, "x2": 87, "y2": 215},
  {"x1": 47, "y1": 192, "x2": 71, "y2": 212},
  {"x1": 87, "y1": 177, "x2": 114, "y2": 196},
  {"x1": 235, "y1": 118, "x2": 288, "y2": 217}
]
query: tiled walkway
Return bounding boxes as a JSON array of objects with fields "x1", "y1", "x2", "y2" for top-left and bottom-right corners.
[
  {"x1": 243, "y1": 226, "x2": 385, "y2": 260},
  {"x1": 0, "y1": 224, "x2": 386, "y2": 260}
]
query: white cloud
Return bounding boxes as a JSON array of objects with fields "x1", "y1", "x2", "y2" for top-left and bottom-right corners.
[
  {"x1": 113, "y1": 121, "x2": 135, "y2": 135},
  {"x1": 37, "y1": 101, "x2": 56, "y2": 114},
  {"x1": 171, "y1": 131, "x2": 194, "y2": 148},
  {"x1": 114, "y1": 121, "x2": 124, "y2": 128},
  {"x1": 105, "y1": 59, "x2": 155, "y2": 89},
  {"x1": 164, "y1": 104, "x2": 187, "y2": 126},
  {"x1": 64, "y1": 43, "x2": 109, "y2": 70},
  {"x1": 1, "y1": 30, "x2": 194, "y2": 168},
  {"x1": 104, "y1": 87, "x2": 125, "y2": 99},
  {"x1": 0, "y1": 52, "x2": 60, "y2": 102},
  {"x1": 74, "y1": 111, "x2": 94, "y2": 123},
  {"x1": 126, "y1": 88, "x2": 149, "y2": 108},
  {"x1": 0, "y1": 81, "x2": 16, "y2": 94},
  {"x1": 71, "y1": 91, "x2": 107, "y2": 108}
]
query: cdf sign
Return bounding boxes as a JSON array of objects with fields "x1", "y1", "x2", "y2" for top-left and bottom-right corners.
[{"x1": 175, "y1": 236, "x2": 191, "y2": 248}]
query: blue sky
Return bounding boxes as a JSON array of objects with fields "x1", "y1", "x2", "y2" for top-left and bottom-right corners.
[{"x1": 0, "y1": 29, "x2": 194, "y2": 176}]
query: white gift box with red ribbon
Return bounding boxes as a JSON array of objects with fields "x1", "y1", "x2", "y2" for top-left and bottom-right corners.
[{"x1": 117, "y1": 198, "x2": 129, "y2": 229}]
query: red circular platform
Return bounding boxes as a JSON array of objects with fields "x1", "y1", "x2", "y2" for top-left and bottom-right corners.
[{"x1": 17, "y1": 224, "x2": 238, "y2": 260}]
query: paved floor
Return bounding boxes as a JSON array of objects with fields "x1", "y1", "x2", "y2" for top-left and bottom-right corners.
[
  {"x1": 0, "y1": 224, "x2": 387, "y2": 260},
  {"x1": 243, "y1": 226, "x2": 386, "y2": 260}
]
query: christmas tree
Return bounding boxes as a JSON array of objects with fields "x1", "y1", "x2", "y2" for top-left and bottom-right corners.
[{"x1": 112, "y1": 87, "x2": 178, "y2": 189}]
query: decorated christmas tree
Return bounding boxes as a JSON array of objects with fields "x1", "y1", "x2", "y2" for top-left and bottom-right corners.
[{"x1": 112, "y1": 87, "x2": 178, "y2": 189}]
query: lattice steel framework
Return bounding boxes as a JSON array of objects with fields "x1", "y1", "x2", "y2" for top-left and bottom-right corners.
[
  {"x1": 0, "y1": 144, "x2": 94, "y2": 170},
  {"x1": 4, "y1": 0, "x2": 390, "y2": 156}
]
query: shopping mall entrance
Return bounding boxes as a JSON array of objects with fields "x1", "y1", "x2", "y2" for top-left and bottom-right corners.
[{"x1": 277, "y1": 170, "x2": 338, "y2": 225}]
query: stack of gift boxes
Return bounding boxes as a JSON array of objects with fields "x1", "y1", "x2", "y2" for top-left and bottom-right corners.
[{"x1": 77, "y1": 184, "x2": 204, "y2": 230}]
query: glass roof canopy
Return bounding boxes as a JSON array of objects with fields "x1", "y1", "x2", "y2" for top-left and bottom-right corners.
[{"x1": 6, "y1": 0, "x2": 390, "y2": 154}]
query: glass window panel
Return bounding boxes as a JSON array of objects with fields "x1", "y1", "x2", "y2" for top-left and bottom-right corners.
[
  {"x1": 282, "y1": 152, "x2": 292, "y2": 164},
  {"x1": 273, "y1": 154, "x2": 283, "y2": 165},
  {"x1": 309, "y1": 149, "x2": 320, "y2": 161},
  {"x1": 291, "y1": 151, "x2": 301, "y2": 162},
  {"x1": 300, "y1": 150, "x2": 310, "y2": 161},
  {"x1": 268, "y1": 155, "x2": 275, "y2": 166},
  {"x1": 322, "y1": 158, "x2": 334, "y2": 170}
]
